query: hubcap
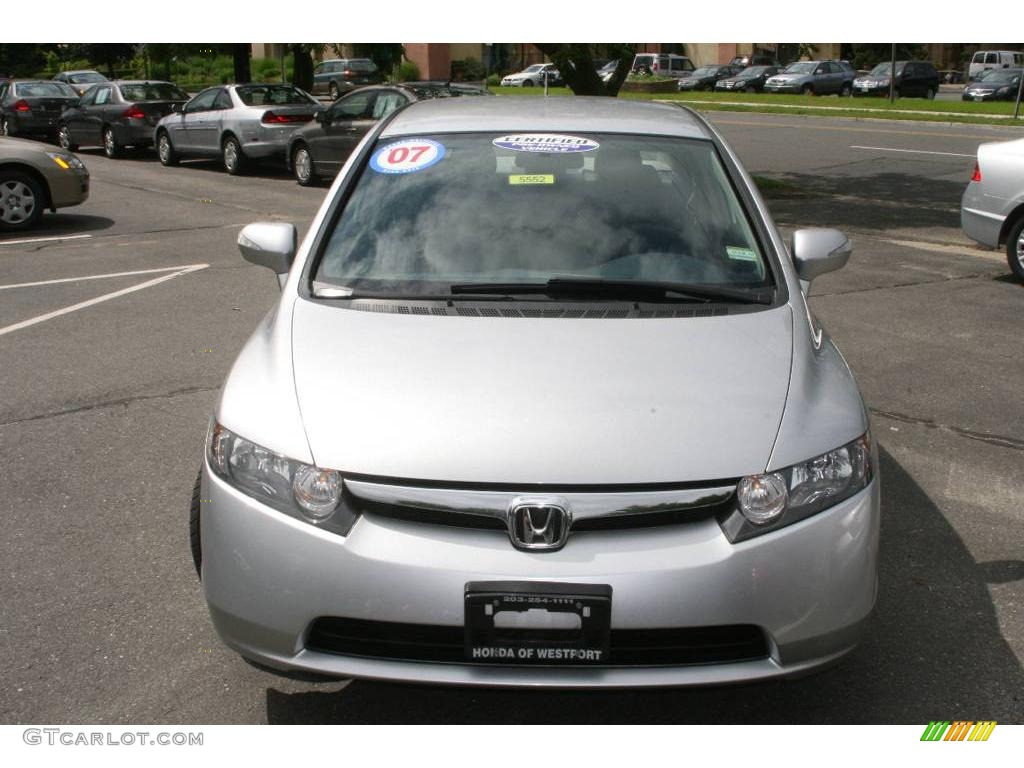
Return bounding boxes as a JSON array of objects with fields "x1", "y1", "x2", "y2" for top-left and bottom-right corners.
[
  {"x1": 295, "y1": 149, "x2": 311, "y2": 181},
  {"x1": 1, "y1": 119, "x2": 7, "y2": 136},
  {"x1": 159, "y1": 136, "x2": 170, "y2": 162},
  {"x1": 105, "y1": 130, "x2": 115, "y2": 155},
  {"x1": 225, "y1": 141, "x2": 237, "y2": 170},
  {"x1": 0, "y1": 180, "x2": 36, "y2": 224},
  {"x1": 59, "y1": 126, "x2": 70, "y2": 148},
  {"x1": 1016, "y1": 231, "x2": 1024, "y2": 267}
]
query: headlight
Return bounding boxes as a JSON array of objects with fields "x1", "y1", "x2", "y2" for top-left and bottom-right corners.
[
  {"x1": 45, "y1": 151, "x2": 85, "y2": 171},
  {"x1": 207, "y1": 422, "x2": 352, "y2": 531},
  {"x1": 996, "y1": 86, "x2": 1011, "y2": 95},
  {"x1": 720, "y1": 433, "x2": 874, "y2": 542}
]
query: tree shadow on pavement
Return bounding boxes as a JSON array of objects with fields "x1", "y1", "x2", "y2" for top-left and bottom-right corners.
[{"x1": 265, "y1": 447, "x2": 1024, "y2": 724}]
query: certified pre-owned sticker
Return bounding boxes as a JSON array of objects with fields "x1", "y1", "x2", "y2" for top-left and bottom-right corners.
[
  {"x1": 370, "y1": 139, "x2": 445, "y2": 174},
  {"x1": 492, "y1": 134, "x2": 599, "y2": 154}
]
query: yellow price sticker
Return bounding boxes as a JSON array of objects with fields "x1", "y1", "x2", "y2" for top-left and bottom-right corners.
[{"x1": 508, "y1": 174, "x2": 555, "y2": 185}]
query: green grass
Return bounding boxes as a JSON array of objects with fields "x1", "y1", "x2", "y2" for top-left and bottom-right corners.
[{"x1": 489, "y1": 86, "x2": 1024, "y2": 127}]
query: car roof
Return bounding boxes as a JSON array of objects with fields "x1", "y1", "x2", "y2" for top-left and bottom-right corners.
[
  {"x1": 380, "y1": 96, "x2": 712, "y2": 140},
  {"x1": 113, "y1": 80, "x2": 176, "y2": 85}
]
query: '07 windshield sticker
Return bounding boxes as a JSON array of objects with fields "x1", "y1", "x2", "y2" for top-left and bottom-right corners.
[
  {"x1": 492, "y1": 134, "x2": 599, "y2": 154},
  {"x1": 370, "y1": 139, "x2": 445, "y2": 174}
]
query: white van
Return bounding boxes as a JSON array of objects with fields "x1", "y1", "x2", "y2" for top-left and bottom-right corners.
[{"x1": 968, "y1": 50, "x2": 1024, "y2": 80}]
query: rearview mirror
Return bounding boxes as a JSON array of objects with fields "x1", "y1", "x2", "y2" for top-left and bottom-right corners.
[
  {"x1": 791, "y1": 228, "x2": 851, "y2": 292},
  {"x1": 238, "y1": 222, "x2": 297, "y2": 286}
]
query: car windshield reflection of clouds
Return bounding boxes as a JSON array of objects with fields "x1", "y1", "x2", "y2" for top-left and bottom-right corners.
[{"x1": 317, "y1": 133, "x2": 771, "y2": 295}]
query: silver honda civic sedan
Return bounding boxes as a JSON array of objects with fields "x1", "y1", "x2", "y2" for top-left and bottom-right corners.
[{"x1": 194, "y1": 97, "x2": 879, "y2": 687}]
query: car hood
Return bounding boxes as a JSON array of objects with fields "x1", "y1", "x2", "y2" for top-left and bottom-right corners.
[{"x1": 290, "y1": 299, "x2": 794, "y2": 485}]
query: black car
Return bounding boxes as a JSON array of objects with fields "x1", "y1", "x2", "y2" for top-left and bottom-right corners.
[
  {"x1": 0, "y1": 80, "x2": 79, "y2": 139},
  {"x1": 678, "y1": 65, "x2": 742, "y2": 91},
  {"x1": 714, "y1": 66, "x2": 781, "y2": 93},
  {"x1": 962, "y1": 68, "x2": 1023, "y2": 101},
  {"x1": 57, "y1": 80, "x2": 190, "y2": 158},
  {"x1": 853, "y1": 61, "x2": 940, "y2": 99},
  {"x1": 287, "y1": 82, "x2": 490, "y2": 186}
]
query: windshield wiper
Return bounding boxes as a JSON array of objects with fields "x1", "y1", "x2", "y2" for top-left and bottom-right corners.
[{"x1": 449, "y1": 277, "x2": 773, "y2": 305}]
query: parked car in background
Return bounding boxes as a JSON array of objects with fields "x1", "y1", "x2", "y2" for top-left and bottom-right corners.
[
  {"x1": 0, "y1": 135, "x2": 89, "y2": 231},
  {"x1": 714, "y1": 66, "x2": 781, "y2": 93},
  {"x1": 154, "y1": 83, "x2": 324, "y2": 175},
  {"x1": 288, "y1": 82, "x2": 490, "y2": 186},
  {"x1": 764, "y1": 61, "x2": 854, "y2": 95},
  {"x1": 678, "y1": 65, "x2": 741, "y2": 91},
  {"x1": 0, "y1": 80, "x2": 79, "y2": 139},
  {"x1": 631, "y1": 53, "x2": 695, "y2": 80},
  {"x1": 597, "y1": 60, "x2": 619, "y2": 83},
  {"x1": 196, "y1": 97, "x2": 878, "y2": 688},
  {"x1": 729, "y1": 54, "x2": 778, "y2": 68},
  {"x1": 501, "y1": 64, "x2": 561, "y2": 87},
  {"x1": 961, "y1": 137, "x2": 1024, "y2": 282},
  {"x1": 311, "y1": 59, "x2": 384, "y2": 101},
  {"x1": 57, "y1": 81, "x2": 190, "y2": 158},
  {"x1": 967, "y1": 51, "x2": 1024, "y2": 81},
  {"x1": 853, "y1": 61, "x2": 940, "y2": 99},
  {"x1": 52, "y1": 70, "x2": 109, "y2": 96},
  {"x1": 961, "y1": 68, "x2": 1023, "y2": 101}
]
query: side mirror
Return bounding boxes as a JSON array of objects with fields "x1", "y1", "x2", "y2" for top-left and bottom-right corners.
[
  {"x1": 238, "y1": 222, "x2": 297, "y2": 285},
  {"x1": 791, "y1": 228, "x2": 851, "y2": 291}
]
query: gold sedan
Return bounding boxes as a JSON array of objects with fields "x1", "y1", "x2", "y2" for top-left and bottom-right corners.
[{"x1": 0, "y1": 136, "x2": 89, "y2": 231}]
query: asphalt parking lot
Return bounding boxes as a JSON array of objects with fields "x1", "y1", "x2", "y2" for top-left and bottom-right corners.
[{"x1": 1, "y1": 110, "x2": 1022, "y2": 724}]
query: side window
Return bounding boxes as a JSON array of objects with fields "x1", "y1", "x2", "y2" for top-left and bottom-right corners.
[
  {"x1": 0, "y1": 84, "x2": 7, "y2": 101},
  {"x1": 213, "y1": 89, "x2": 232, "y2": 110},
  {"x1": 314, "y1": 63, "x2": 326, "y2": 76},
  {"x1": 372, "y1": 92, "x2": 408, "y2": 119},
  {"x1": 79, "y1": 87, "x2": 97, "y2": 106},
  {"x1": 658, "y1": 56, "x2": 669, "y2": 70},
  {"x1": 94, "y1": 87, "x2": 112, "y2": 105},
  {"x1": 186, "y1": 88, "x2": 219, "y2": 113},
  {"x1": 329, "y1": 91, "x2": 375, "y2": 120},
  {"x1": 985, "y1": 52, "x2": 998, "y2": 64}
]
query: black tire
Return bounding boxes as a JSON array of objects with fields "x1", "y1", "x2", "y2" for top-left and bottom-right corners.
[
  {"x1": 839, "y1": 82, "x2": 852, "y2": 97},
  {"x1": 292, "y1": 142, "x2": 317, "y2": 187},
  {"x1": 222, "y1": 134, "x2": 247, "y2": 175},
  {"x1": 189, "y1": 470, "x2": 202, "y2": 578},
  {"x1": 801, "y1": 83, "x2": 814, "y2": 95},
  {"x1": 157, "y1": 131, "x2": 178, "y2": 166},
  {"x1": 102, "y1": 126, "x2": 121, "y2": 158},
  {"x1": 745, "y1": 86, "x2": 757, "y2": 93},
  {"x1": 925, "y1": 86, "x2": 936, "y2": 100},
  {"x1": 329, "y1": 82, "x2": 339, "y2": 101},
  {"x1": 57, "y1": 123, "x2": 78, "y2": 151},
  {"x1": 0, "y1": 169, "x2": 45, "y2": 231},
  {"x1": 1006, "y1": 215, "x2": 1024, "y2": 283},
  {"x1": 522, "y1": 79, "x2": 534, "y2": 87}
]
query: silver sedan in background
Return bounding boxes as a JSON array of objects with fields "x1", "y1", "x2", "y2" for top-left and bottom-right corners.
[
  {"x1": 961, "y1": 137, "x2": 1024, "y2": 281},
  {"x1": 153, "y1": 83, "x2": 324, "y2": 174}
]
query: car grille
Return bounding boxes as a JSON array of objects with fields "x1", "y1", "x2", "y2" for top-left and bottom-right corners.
[{"x1": 306, "y1": 617, "x2": 770, "y2": 666}]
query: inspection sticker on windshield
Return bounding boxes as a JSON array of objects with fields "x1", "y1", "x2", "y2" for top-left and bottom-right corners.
[
  {"x1": 493, "y1": 134, "x2": 599, "y2": 153},
  {"x1": 726, "y1": 246, "x2": 758, "y2": 262},
  {"x1": 508, "y1": 174, "x2": 555, "y2": 185},
  {"x1": 370, "y1": 139, "x2": 445, "y2": 174}
]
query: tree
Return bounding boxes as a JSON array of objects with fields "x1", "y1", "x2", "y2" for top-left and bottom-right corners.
[
  {"x1": 534, "y1": 43, "x2": 637, "y2": 96},
  {"x1": 842, "y1": 43, "x2": 928, "y2": 72},
  {"x1": 352, "y1": 44, "x2": 405, "y2": 76},
  {"x1": 0, "y1": 44, "x2": 54, "y2": 77},
  {"x1": 231, "y1": 44, "x2": 251, "y2": 83},
  {"x1": 291, "y1": 44, "x2": 316, "y2": 91},
  {"x1": 64, "y1": 44, "x2": 139, "y2": 78}
]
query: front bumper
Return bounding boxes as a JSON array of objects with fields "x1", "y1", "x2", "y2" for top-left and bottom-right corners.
[
  {"x1": 764, "y1": 83, "x2": 803, "y2": 93},
  {"x1": 200, "y1": 465, "x2": 880, "y2": 688},
  {"x1": 44, "y1": 167, "x2": 89, "y2": 209}
]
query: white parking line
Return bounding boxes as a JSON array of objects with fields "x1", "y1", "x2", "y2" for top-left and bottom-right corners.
[
  {"x1": 850, "y1": 145, "x2": 976, "y2": 158},
  {"x1": 0, "y1": 263, "x2": 209, "y2": 338},
  {"x1": 0, "y1": 265, "x2": 210, "y2": 291},
  {"x1": 0, "y1": 234, "x2": 93, "y2": 247}
]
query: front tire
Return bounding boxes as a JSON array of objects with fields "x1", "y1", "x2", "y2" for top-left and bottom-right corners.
[
  {"x1": 801, "y1": 83, "x2": 814, "y2": 96},
  {"x1": 0, "y1": 170, "x2": 45, "y2": 231},
  {"x1": 103, "y1": 126, "x2": 121, "y2": 158},
  {"x1": 58, "y1": 123, "x2": 78, "y2": 151},
  {"x1": 925, "y1": 86, "x2": 936, "y2": 100},
  {"x1": 0, "y1": 116, "x2": 14, "y2": 137},
  {"x1": 1006, "y1": 216, "x2": 1024, "y2": 283},
  {"x1": 222, "y1": 135, "x2": 247, "y2": 175},
  {"x1": 189, "y1": 470, "x2": 202, "y2": 578},
  {"x1": 157, "y1": 131, "x2": 178, "y2": 166},
  {"x1": 839, "y1": 82, "x2": 852, "y2": 97},
  {"x1": 522, "y1": 79, "x2": 534, "y2": 87},
  {"x1": 292, "y1": 143, "x2": 317, "y2": 186}
]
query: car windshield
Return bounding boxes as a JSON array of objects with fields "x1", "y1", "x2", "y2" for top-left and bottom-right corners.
[
  {"x1": 119, "y1": 83, "x2": 189, "y2": 101},
  {"x1": 344, "y1": 60, "x2": 377, "y2": 73},
  {"x1": 737, "y1": 67, "x2": 769, "y2": 77},
  {"x1": 17, "y1": 82, "x2": 75, "y2": 97},
  {"x1": 691, "y1": 67, "x2": 718, "y2": 77},
  {"x1": 868, "y1": 63, "x2": 905, "y2": 76},
  {"x1": 314, "y1": 132, "x2": 772, "y2": 296},
  {"x1": 235, "y1": 85, "x2": 317, "y2": 106},
  {"x1": 978, "y1": 69, "x2": 1021, "y2": 83},
  {"x1": 783, "y1": 62, "x2": 816, "y2": 74},
  {"x1": 69, "y1": 72, "x2": 105, "y2": 84},
  {"x1": 523, "y1": 65, "x2": 544, "y2": 73}
]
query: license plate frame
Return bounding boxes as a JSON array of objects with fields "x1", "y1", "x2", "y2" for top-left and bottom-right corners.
[{"x1": 464, "y1": 581, "x2": 612, "y2": 665}]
